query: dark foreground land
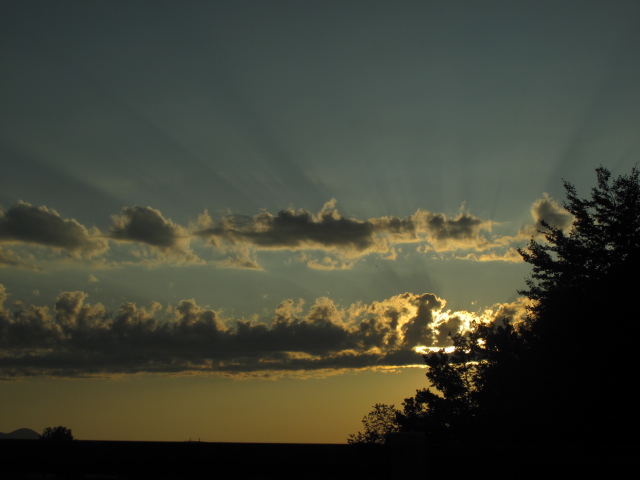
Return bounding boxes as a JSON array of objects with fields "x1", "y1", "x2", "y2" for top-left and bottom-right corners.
[{"x1": 1, "y1": 439, "x2": 637, "y2": 479}]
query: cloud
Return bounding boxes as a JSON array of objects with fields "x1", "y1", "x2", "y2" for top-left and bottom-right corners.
[
  {"x1": 196, "y1": 200, "x2": 497, "y2": 268},
  {"x1": 0, "y1": 201, "x2": 107, "y2": 258},
  {"x1": 0, "y1": 197, "x2": 572, "y2": 269},
  {"x1": 497, "y1": 194, "x2": 574, "y2": 245},
  {"x1": 109, "y1": 206, "x2": 182, "y2": 247},
  {"x1": 406, "y1": 210, "x2": 495, "y2": 252},
  {"x1": 214, "y1": 243, "x2": 263, "y2": 270},
  {"x1": 109, "y1": 206, "x2": 199, "y2": 263},
  {"x1": 370, "y1": 208, "x2": 495, "y2": 252},
  {"x1": 197, "y1": 199, "x2": 383, "y2": 253},
  {"x1": 0, "y1": 286, "x2": 523, "y2": 379},
  {"x1": 0, "y1": 246, "x2": 41, "y2": 270},
  {"x1": 489, "y1": 297, "x2": 530, "y2": 325},
  {"x1": 456, "y1": 247, "x2": 523, "y2": 263},
  {"x1": 531, "y1": 194, "x2": 574, "y2": 232}
]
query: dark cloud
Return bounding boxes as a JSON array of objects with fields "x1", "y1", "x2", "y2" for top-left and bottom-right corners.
[
  {"x1": 109, "y1": 206, "x2": 182, "y2": 247},
  {"x1": 400, "y1": 293, "x2": 444, "y2": 347},
  {"x1": 531, "y1": 193, "x2": 574, "y2": 232},
  {"x1": 199, "y1": 203, "x2": 495, "y2": 255},
  {"x1": 0, "y1": 198, "x2": 567, "y2": 269},
  {"x1": 421, "y1": 211, "x2": 493, "y2": 250},
  {"x1": 0, "y1": 286, "x2": 505, "y2": 379},
  {"x1": 0, "y1": 201, "x2": 106, "y2": 257},
  {"x1": 197, "y1": 201, "x2": 379, "y2": 253},
  {"x1": 109, "y1": 206, "x2": 199, "y2": 263},
  {"x1": 196, "y1": 201, "x2": 498, "y2": 268}
]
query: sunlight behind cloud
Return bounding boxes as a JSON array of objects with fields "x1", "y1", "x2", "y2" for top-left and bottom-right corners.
[{"x1": 0, "y1": 284, "x2": 527, "y2": 380}]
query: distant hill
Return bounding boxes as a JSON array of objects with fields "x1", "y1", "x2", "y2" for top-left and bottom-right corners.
[{"x1": 0, "y1": 428, "x2": 39, "y2": 440}]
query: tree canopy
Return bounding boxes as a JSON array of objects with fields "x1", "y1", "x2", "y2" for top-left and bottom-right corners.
[
  {"x1": 40, "y1": 426, "x2": 74, "y2": 441},
  {"x1": 347, "y1": 403, "x2": 399, "y2": 444},
  {"x1": 349, "y1": 166, "x2": 640, "y2": 444}
]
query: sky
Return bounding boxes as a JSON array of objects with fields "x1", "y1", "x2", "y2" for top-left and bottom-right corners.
[{"x1": 1, "y1": 0, "x2": 639, "y2": 443}]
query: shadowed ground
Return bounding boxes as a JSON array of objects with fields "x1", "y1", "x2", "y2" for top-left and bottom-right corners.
[{"x1": 2, "y1": 439, "x2": 637, "y2": 479}]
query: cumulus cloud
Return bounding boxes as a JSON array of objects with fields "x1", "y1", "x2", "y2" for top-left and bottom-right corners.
[
  {"x1": 531, "y1": 194, "x2": 574, "y2": 232},
  {"x1": 409, "y1": 210, "x2": 494, "y2": 251},
  {"x1": 109, "y1": 206, "x2": 181, "y2": 247},
  {"x1": 196, "y1": 200, "x2": 383, "y2": 254},
  {"x1": 196, "y1": 200, "x2": 497, "y2": 269},
  {"x1": 497, "y1": 194, "x2": 574, "y2": 245},
  {"x1": 0, "y1": 286, "x2": 524, "y2": 379},
  {"x1": 370, "y1": 209, "x2": 495, "y2": 252},
  {"x1": 489, "y1": 297, "x2": 530, "y2": 325},
  {"x1": 0, "y1": 201, "x2": 107, "y2": 258},
  {"x1": 109, "y1": 206, "x2": 199, "y2": 263}
]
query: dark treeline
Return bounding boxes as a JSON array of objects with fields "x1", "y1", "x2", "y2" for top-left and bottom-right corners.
[{"x1": 350, "y1": 166, "x2": 640, "y2": 444}]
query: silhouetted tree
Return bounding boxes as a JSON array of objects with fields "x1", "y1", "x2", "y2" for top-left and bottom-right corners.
[
  {"x1": 350, "y1": 166, "x2": 640, "y2": 443},
  {"x1": 40, "y1": 426, "x2": 74, "y2": 441},
  {"x1": 348, "y1": 403, "x2": 399, "y2": 444},
  {"x1": 507, "y1": 166, "x2": 640, "y2": 442},
  {"x1": 520, "y1": 166, "x2": 640, "y2": 306}
]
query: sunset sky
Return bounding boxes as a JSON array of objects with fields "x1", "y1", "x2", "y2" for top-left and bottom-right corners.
[{"x1": 2, "y1": 0, "x2": 639, "y2": 443}]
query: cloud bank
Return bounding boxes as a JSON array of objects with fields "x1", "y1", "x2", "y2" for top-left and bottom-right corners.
[
  {"x1": 0, "y1": 285, "x2": 524, "y2": 379},
  {"x1": 0, "y1": 196, "x2": 572, "y2": 269}
]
